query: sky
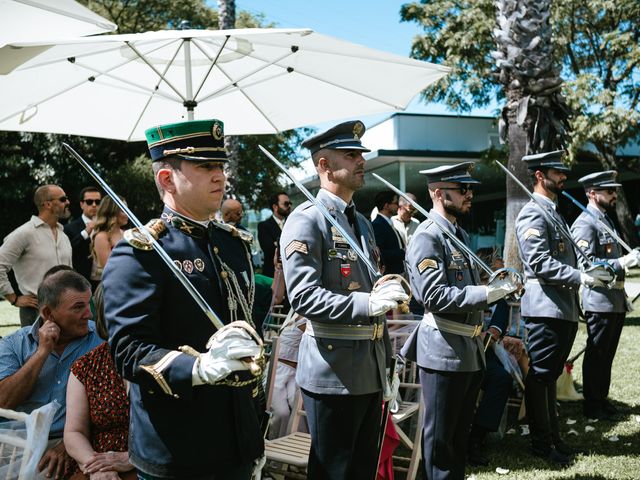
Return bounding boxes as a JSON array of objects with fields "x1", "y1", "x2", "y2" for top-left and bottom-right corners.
[{"x1": 231, "y1": 0, "x2": 498, "y2": 122}]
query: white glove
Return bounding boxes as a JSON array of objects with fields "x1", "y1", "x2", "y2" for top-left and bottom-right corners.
[
  {"x1": 581, "y1": 264, "x2": 614, "y2": 288},
  {"x1": 619, "y1": 249, "x2": 640, "y2": 269},
  {"x1": 193, "y1": 328, "x2": 262, "y2": 385},
  {"x1": 580, "y1": 272, "x2": 603, "y2": 288},
  {"x1": 252, "y1": 454, "x2": 266, "y2": 480},
  {"x1": 485, "y1": 276, "x2": 518, "y2": 304},
  {"x1": 368, "y1": 279, "x2": 409, "y2": 316},
  {"x1": 383, "y1": 368, "x2": 400, "y2": 412}
]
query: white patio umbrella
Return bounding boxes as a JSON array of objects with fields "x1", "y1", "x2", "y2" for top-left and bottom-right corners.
[
  {"x1": 0, "y1": 28, "x2": 448, "y2": 140},
  {"x1": 1, "y1": 0, "x2": 117, "y2": 45}
]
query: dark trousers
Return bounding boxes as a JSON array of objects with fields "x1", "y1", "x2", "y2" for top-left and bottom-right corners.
[
  {"x1": 419, "y1": 368, "x2": 484, "y2": 480},
  {"x1": 137, "y1": 462, "x2": 253, "y2": 480},
  {"x1": 582, "y1": 311, "x2": 625, "y2": 408},
  {"x1": 525, "y1": 317, "x2": 578, "y2": 385},
  {"x1": 472, "y1": 350, "x2": 512, "y2": 432},
  {"x1": 301, "y1": 388, "x2": 382, "y2": 480},
  {"x1": 19, "y1": 306, "x2": 38, "y2": 327},
  {"x1": 524, "y1": 317, "x2": 577, "y2": 451}
]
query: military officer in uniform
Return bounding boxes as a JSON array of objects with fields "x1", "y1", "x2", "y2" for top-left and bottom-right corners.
[
  {"x1": 570, "y1": 171, "x2": 640, "y2": 419},
  {"x1": 515, "y1": 151, "x2": 612, "y2": 466},
  {"x1": 102, "y1": 120, "x2": 264, "y2": 479},
  {"x1": 280, "y1": 121, "x2": 408, "y2": 480},
  {"x1": 401, "y1": 163, "x2": 518, "y2": 480}
]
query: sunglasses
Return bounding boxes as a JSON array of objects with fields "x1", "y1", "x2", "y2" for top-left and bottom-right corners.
[
  {"x1": 282, "y1": 201, "x2": 293, "y2": 207},
  {"x1": 594, "y1": 188, "x2": 617, "y2": 195},
  {"x1": 47, "y1": 195, "x2": 68, "y2": 203},
  {"x1": 439, "y1": 185, "x2": 474, "y2": 195},
  {"x1": 82, "y1": 199, "x2": 101, "y2": 205}
]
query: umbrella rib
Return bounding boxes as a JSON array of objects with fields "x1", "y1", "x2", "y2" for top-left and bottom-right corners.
[
  {"x1": 212, "y1": 63, "x2": 280, "y2": 133},
  {"x1": 192, "y1": 36, "x2": 231, "y2": 101},
  {"x1": 126, "y1": 41, "x2": 187, "y2": 101},
  {"x1": 72, "y1": 60, "x2": 182, "y2": 103},
  {"x1": 196, "y1": 49, "x2": 296, "y2": 104},
  {"x1": 123, "y1": 45, "x2": 185, "y2": 141}
]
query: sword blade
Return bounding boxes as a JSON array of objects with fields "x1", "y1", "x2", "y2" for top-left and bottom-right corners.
[
  {"x1": 63, "y1": 142, "x2": 226, "y2": 331},
  {"x1": 494, "y1": 161, "x2": 595, "y2": 267},
  {"x1": 561, "y1": 191, "x2": 633, "y2": 253},
  {"x1": 259, "y1": 145, "x2": 381, "y2": 278},
  {"x1": 371, "y1": 173, "x2": 494, "y2": 276}
]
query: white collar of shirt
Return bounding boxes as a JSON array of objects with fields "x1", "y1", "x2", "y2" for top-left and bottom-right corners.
[
  {"x1": 378, "y1": 213, "x2": 394, "y2": 226},
  {"x1": 320, "y1": 188, "x2": 351, "y2": 213},
  {"x1": 30, "y1": 215, "x2": 62, "y2": 230},
  {"x1": 273, "y1": 215, "x2": 285, "y2": 229},
  {"x1": 81, "y1": 214, "x2": 92, "y2": 225}
]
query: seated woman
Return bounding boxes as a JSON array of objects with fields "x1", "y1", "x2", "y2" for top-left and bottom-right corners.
[
  {"x1": 64, "y1": 284, "x2": 134, "y2": 479},
  {"x1": 90, "y1": 196, "x2": 128, "y2": 284}
]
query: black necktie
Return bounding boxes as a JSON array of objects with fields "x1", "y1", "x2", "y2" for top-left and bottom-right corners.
[{"x1": 345, "y1": 205, "x2": 359, "y2": 237}]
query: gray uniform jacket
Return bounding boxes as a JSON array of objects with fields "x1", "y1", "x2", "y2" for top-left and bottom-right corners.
[
  {"x1": 401, "y1": 211, "x2": 487, "y2": 372},
  {"x1": 280, "y1": 188, "x2": 389, "y2": 396},
  {"x1": 516, "y1": 194, "x2": 582, "y2": 321},
  {"x1": 571, "y1": 205, "x2": 626, "y2": 313}
]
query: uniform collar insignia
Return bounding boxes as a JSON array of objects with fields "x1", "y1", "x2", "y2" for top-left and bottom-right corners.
[{"x1": 161, "y1": 208, "x2": 206, "y2": 238}]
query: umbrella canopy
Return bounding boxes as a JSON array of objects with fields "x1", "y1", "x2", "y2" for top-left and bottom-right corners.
[
  {"x1": 1, "y1": 0, "x2": 117, "y2": 45},
  {"x1": 0, "y1": 28, "x2": 449, "y2": 140}
]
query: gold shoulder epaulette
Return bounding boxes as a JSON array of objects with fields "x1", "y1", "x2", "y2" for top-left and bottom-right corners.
[
  {"x1": 124, "y1": 219, "x2": 167, "y2": 251},
  {"x1": 210, "y1": 221, "x2": 254, "y2": 244}
]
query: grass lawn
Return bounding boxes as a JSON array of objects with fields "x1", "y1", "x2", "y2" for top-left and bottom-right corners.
[
  {"x1": 470, "y1": 302, "x2": 640, "y2": 480},
  {"x1": 0, "y1": 299, "x2": 20, "y2": 337}
]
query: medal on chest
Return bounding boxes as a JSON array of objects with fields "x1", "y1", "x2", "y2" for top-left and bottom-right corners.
[
  {"x1": 340, "y1": 263, "x2": 351, "y2": 277},
  {"x1": 558, "y1": 240, "x2": 565, "y2": 253}
]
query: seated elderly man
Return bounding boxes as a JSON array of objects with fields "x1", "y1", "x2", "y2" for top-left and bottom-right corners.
[{"x1": 0, "y1": 267, "x2": 101, "y2": 479}]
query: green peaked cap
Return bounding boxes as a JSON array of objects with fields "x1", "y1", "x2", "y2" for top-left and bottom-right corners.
[{"x1": 145, "y1": 119, "x2": 227, "y2": 162}]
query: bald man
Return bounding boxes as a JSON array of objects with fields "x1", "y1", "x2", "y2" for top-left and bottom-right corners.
[
  {"x1": 0, "y1": 185, "x2": 72, "y2": 326},
  {"x1": 221, "y1": 199, "x2": 245, "y2": 227}
]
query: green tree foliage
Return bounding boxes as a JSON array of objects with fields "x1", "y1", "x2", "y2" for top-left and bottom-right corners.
[
  {"x1": 400, "y1": 0, "x2": 640, "y2": 245},
  {"x1": 0, "y1": 1, "x2": 305, "y2": 240}
]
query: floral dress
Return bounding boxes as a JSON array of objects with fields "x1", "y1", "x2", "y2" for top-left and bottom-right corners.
[{"x1": 70, "y1": 342, "x2": 129, "y2": 453}]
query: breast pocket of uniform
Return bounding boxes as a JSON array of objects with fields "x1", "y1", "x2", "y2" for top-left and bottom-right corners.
[
  {"x1": 550, "y1": 233, "x2": 565, "y2": 257},
  {"x1": 447, "y1": 258, "x2": 469, "y2": 286},
  {"x1": 597, "y1": 232, "x2": 616, "y2": 258}
]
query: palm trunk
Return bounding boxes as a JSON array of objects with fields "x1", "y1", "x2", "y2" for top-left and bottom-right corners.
[
  {"x1": 218, "y1": 0, "x2": 240, "y2": 197},
  {"x1": 503, "y1": 100, "x2": 528, "y2": 271}
]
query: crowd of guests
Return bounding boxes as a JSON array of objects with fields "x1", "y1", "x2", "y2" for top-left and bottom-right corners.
[{"x1": 0, "y1": 172, "x2": 634, "y2": 479}]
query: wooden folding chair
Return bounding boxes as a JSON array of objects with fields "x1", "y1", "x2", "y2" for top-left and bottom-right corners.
[
  {"x1": 263, "y1": 389, "x2": 310, "y2": 479},
  {"x1": 387, "y1": 317, "x2": 424, "y2": 480}
]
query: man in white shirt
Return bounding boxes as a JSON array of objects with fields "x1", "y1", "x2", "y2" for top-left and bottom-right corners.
[
  {"x1": 392, "y1": 192, "x2": 421, "y2": 247},
  {"x1": 0, "y1": 185, "x2": 72, "y2": 326},
  {"x1": 63, "y1": 187, "x2": 102, "y2": 288}
]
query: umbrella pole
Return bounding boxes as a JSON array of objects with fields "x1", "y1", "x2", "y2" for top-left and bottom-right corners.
[{"x1": 184, "y1": 38, "x2": 195, "y2": 121}]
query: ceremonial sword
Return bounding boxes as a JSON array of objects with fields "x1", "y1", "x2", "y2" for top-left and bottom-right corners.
[
  {"x1": 561, "y1": 190, "x2": 635, "y2": 253},
  {"x1": 63, "y1": 142, "x2": 227, "y2": 330},
  {"x1": 372, "y1": 173, "x2": 524, "y2": 290},
  {"x1": 494, "y1": 161, "x2": 616, "y2": 285},
  {"x1": 259, "y1": 145, "x2": 412, "y2": 312},
  {"x1": 259, "y1": 144, "x2": 381, "y2": 278}
]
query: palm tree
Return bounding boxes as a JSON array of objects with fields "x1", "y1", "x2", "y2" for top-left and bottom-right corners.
[
  {"x1": 217, "y1": 0, "x2": 241, "y2": 197},
  {"x1": 492, "y1": 0, "x2": 571, "y2": 267}
]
